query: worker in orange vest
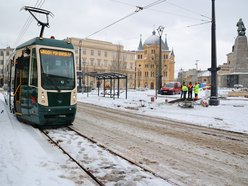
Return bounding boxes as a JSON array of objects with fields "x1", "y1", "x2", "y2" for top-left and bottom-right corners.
[{"x1": 187, "y1": 82, "x2": 193, "y2": 99}]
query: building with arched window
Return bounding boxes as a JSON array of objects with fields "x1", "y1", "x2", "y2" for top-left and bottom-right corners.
[{"x1": 135, "y1": 30, "x2": 175, "y2": 89}]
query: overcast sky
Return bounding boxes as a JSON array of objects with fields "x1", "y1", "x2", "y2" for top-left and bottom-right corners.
[{"x1": 1, "y1": 0, "x2": 248, "y2": 74}]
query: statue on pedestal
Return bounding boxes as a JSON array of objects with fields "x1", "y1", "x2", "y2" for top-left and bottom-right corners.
[{"x1": 237, "y1": 18, "x2": 246, "y2": 36}]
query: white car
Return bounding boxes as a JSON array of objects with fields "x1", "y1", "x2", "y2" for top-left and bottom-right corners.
[{"x1": 234, "y1": 84, "x2": 243, "y2": 88}]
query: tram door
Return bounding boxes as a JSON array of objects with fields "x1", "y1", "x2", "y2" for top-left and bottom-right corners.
[
  {"x1": 14, "y1": 49, "x2": 30, "y2": 115},
  {"x1": 14, "y1": 55, "x2": 22, "y2": 114}
]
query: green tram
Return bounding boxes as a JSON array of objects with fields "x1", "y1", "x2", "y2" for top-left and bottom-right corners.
[{"x1": 6, "y1": 37, "x2": 77, "y2": 126}]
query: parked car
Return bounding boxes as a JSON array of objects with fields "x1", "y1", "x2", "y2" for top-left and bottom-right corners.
[
  {"x1": 234, "y1": 84, "x2": 243, "y2": 89},
  {"x1": 161, "y1": 82, "x2": 181, "y2": 95}
]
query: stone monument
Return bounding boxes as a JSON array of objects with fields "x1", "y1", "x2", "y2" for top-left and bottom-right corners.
[
  {"x1": 237, "y1": 18, "x2": 246, "y2": 36},
  {"x1": 230, "y1": 18, "x2": 248, "y2": 73},
  {"x1": 219, "y1": 19, "x2": 248, "y2": 88}
]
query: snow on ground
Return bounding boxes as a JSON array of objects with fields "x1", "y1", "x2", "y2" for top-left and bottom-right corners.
[
  {"x1": 0, "y1": 93, "x2": 97, "y2": 186},
  {"x1": 0, "y1": 91, "x2": 171, "y2": 186},
  {"x1": 1, "y1": 87, "x2": 248, "y2": 186},
  {"x1": 47, "y1": 128, "x2": 171, "y2": 186},
  {"x1": 78, "y1": 88, "x2": 248, "y2": 134}
]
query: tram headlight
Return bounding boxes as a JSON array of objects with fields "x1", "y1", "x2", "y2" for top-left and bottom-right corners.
[
  {"x1": 72, "y1": 95, "x2": 77, "y2": 103},
  {"x1": 41, "y1": 94, "x2": 46, "y2": 104},
  {"x1": 39, "y1": 91, "x2": 48, "y2": 106},
  {"x1": 71, "y1": 91, "x2": 77, "y2": 104}
]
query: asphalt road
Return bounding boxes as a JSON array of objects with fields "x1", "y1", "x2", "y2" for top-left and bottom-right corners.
[{"x1": 72, "y1": 102, "x2": 248, "y2": 186}]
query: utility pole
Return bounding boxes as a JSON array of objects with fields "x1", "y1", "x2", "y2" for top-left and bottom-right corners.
[
  {"x1": 157, "y1": 26, "x2": 164, "y2": 95},
  {"x1": 78, "y1": 40, "x2": 82, "y2": 92},
  {"x1": 195, "y1": 60, "x2": 199, "y2": 83},
  {"x1": 208, "y1": 0, "x2": 220, "y2": 105},
  {"x1": 83, "y1": 61, "x2": 86, "y2": 86},
  {"x1": 195, "y1": 60, "x2": 199, "y2": 70},
  {"x1": 138, "y1": 64, "x2": 141, "y2": 88},
  {"x1": 180, "y1": 67, "x2": 184, "y2": 84}
]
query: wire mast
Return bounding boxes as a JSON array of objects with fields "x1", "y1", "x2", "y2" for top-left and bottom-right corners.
[{"x1": 21, "y1": 6, "x2": 54, "y2": 37}]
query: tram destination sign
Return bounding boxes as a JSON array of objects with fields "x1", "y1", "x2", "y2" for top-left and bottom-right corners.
[{"x1": 40, "y1": 49, "x2": 72, "y2": 57}]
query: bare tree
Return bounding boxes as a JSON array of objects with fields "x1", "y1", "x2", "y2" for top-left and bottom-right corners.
[{"x1": 110, "y1": 44, "x2": 126, "y2": 73}]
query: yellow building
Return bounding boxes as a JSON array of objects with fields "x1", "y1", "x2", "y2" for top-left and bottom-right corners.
[
  {"x1": 135, "y1": 31, "x2": 175, "y2": 89},
  {"x1": 69, "y1": 37, "x2": 136, "y2": 89}
]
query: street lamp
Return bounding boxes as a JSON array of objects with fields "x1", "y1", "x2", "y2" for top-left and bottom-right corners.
[
  {"x1": 157, "y1": 26, "x2": 164, "y2": 95},
  {"x1": 82, "y1": 61, "x2": 86, "y2": 90},
  {"x1": 195, "y1": 60, "x2": 199, "y2": 83},
  {"x1": 138, "y1": 64, "x2": 141, "y2": 88},
  {"x1": 208, "y1": 0, "x2": 220, "y2": 105},
  {"x1": 180, "y1": 68, "x2": 184, "y2": 84},
  {"x1": 163, "y1": 64, "x2": 167, "y2": 85},
  {"x1": 78, "y1": 40, "x2": 82, "y2": 92}
]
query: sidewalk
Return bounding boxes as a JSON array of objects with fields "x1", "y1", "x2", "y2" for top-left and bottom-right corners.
[{"x1": 0, "y1": 93, "x2": 96, "y2": 186}]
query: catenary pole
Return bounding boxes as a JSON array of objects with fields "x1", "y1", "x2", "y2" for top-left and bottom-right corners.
[
  {"x1": 208, "y1": 0, "x2": 220, "y2": 106},
  {"x1": 78, "y1": 40, "x2": 82, "y2": 92},
  {"x1": 157, "y1": 26, "x2": 164, "y2": 95}
]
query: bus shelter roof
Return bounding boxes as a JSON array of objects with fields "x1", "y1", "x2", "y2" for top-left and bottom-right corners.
[
  {"x1": 85, "y1": 72, "x2": 127, "y2": 80},
  {"x1": 85, "y1": 72, "x2": 127, "y2": 99}
]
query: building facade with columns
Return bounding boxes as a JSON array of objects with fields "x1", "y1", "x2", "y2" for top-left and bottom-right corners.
[
  {"x1": 135, "y1": 31, "x2": 175, "y2": 89},
  {"x1": 69, "y1": 37, "x2": 136, "y2": 89}
]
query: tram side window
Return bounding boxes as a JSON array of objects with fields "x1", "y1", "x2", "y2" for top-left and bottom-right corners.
[
  {"x1": 22, "y1": 56, "x2": 30, "y2": 86},
  {"x1": 30, "y1": 48, "x2": 37, "y2": 87}
]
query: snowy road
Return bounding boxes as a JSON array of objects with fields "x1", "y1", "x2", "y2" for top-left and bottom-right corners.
[{"x1": 73, "y1": 102, "x2": 248, "y2": 186}]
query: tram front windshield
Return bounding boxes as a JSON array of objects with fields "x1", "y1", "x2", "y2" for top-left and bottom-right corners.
[{"x1": 40, "y1": 49, "x2": 75, "y2": 90}]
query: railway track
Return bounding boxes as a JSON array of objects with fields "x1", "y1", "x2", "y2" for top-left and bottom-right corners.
[
  {"x1": 40, "y1": 127, "x2": 102, "y2": 186},
  {"x1": 41, "y1": 127, "x2": 172, "y2": 186}
]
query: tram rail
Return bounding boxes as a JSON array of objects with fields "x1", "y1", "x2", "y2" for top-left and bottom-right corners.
[
  {"x1": 40, "y1": 126, "x2": 173, "y2": 185},
  {"x1": 40, "y1": 127, "x2": 103, "y2": 186}
]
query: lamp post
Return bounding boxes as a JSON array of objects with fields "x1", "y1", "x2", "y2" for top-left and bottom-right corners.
[
  {"x1": 180, "y1": 68, "x2": 184, "y2": 84},
  {"x1": 82, "y1": 61, "x2": 86, "y2": 91},
  {"x1": 78, "y1": 40, "x2": 82, "y2": 92},
  {"x1": 163, "y1": 64, "x2": 167, "y2": 85},
  {"x1": 157, "y1": 26, "x2": 164, "y2": 94},
  {"x1": 138, "y1": 64, "x2": 141, "y2": 88},
  {"x1": 208, "y1": 0, "x2": 220, "y2": 105},
  {"x1": 195, "y1": 60, "x2": 199, "y2": 83}
]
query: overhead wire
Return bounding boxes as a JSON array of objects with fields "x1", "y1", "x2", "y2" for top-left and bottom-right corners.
[
  {"x1": 186, "y1": 21, "x2": 212, "y2": 28},
  {"x1": 108, "y1": 0, "x2": 134, "y2": 7},
  {"x1": 143, "y1": 0, "x2": 167, "y2": 9},
  {"x1": 149, "y1": 8, "x2": 209, "y2": 22},
  {"x1": 13, "y1": 0, "x2": 45, "y2": 47},
  {"x1": 86, "y1": 0, "x2": 166, "y2": 38},
  {"x1": 107, "y1": 0, "x2": 210, "y2": 22},
  {"x1": 13, "y1": 0, "x2": 42, "y2": 46},
  {"x1": 104, "y1": 0, "x2": 213, "y2": 37},
  {"x1": 164, "y1": 1, "x2": 212, "y2": 28},
  {"x1": 166, "y1": 1, "x2": 211, "y2": 20}
]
